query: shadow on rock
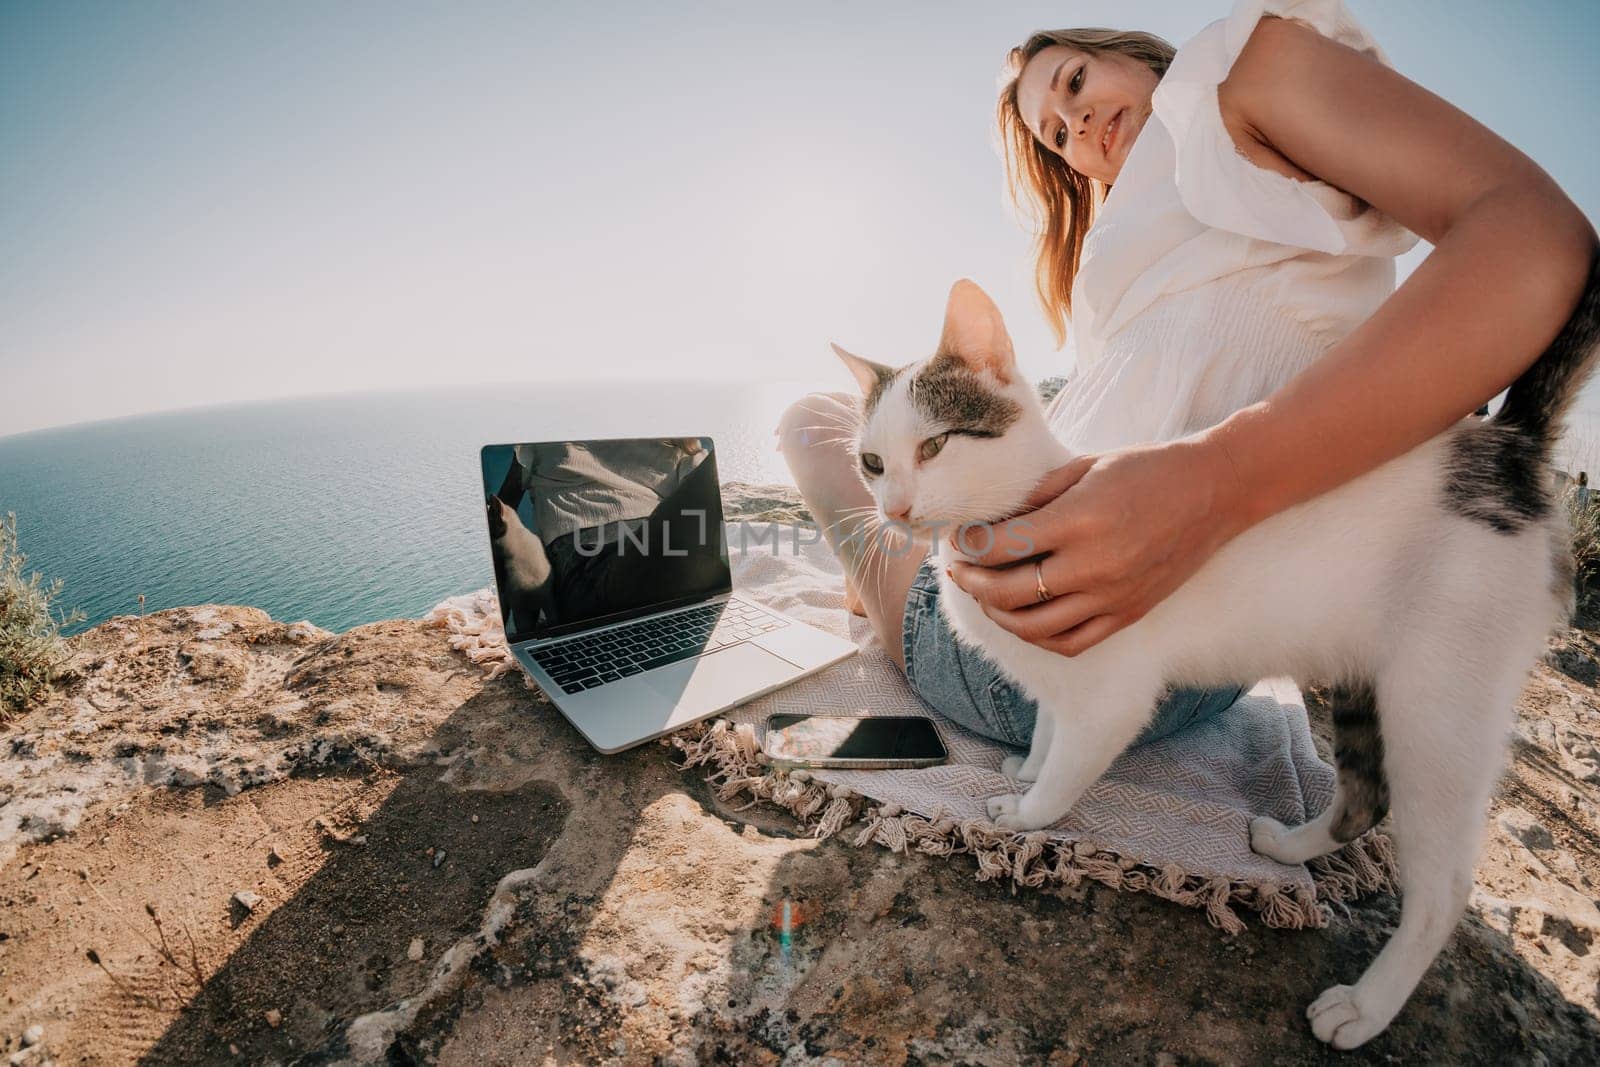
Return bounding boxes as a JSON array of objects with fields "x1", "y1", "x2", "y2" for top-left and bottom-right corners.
[{"x1": 136, "y1": 653, "x2": 690, "y2": 1064}]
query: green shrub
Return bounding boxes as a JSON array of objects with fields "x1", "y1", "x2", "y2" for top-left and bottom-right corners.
[{"x1": 1, "y1": 511, "x2": 85, "y2": 719}]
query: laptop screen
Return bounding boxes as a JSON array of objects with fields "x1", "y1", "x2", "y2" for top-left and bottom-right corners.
[{"x1": 480, "y1": 437, "x2": 732, "y2": 643}]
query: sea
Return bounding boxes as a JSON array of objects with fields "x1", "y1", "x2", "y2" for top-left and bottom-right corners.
[{"x1": 0, "y1": 381, "x2": 824, "y2": 635}]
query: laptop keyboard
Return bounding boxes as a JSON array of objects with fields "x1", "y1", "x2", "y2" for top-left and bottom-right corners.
[{"x1": 531, "y1": 600, "x2": 789, "y2": 694}]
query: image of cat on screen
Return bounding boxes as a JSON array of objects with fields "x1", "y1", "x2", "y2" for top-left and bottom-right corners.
[
  {"x1": 484, "y1": 494, "x2": 558, "y2": 634},
  {"x1": 482, "y1": 438, "x2": 728, "y2": 636}
]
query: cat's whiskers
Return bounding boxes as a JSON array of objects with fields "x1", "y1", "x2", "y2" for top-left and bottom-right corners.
[
  {"x1": 821, "y1": 505, "x2": 879, "y2": 541},
  {"x1": 857, "y1": 513, "x2": 912, "y2": 607},
  {"x1": 810, "y1": 502, "x2": 906, "y2": 610},
  {"x1": 806, "y1": 433, "x2": 864, "y2": 450}
]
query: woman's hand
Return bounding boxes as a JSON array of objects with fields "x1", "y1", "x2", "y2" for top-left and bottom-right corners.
[{"x1": 946, "y1": 436, "x2": 1246, "y2": 656}]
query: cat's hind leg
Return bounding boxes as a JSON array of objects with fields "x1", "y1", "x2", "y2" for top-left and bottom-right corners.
[
  {"x1": 1251, "y1": 681, "x2": 1389, "y2": 865},
  {"x1": 988, "y1": 670, "x2": 1162, "y2": 831},
  {"x1": 1305, "y1": 647, "x2": 1525, "y2": 1049}
]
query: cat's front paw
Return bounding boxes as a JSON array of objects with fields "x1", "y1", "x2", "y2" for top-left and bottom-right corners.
[
  {"x1": 986, "y1": 792, "x2": 1023, "y2": 826},
  {"x1": 999, "y1": 755, "x2": 1037, "y2": 781},
  {"x1": 985, "y1": 792, "x2": 1051, "y2": 830}
]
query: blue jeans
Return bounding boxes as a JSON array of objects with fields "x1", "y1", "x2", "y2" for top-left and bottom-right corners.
[{"x1": 900, "y1": 555, "x2": 1243, "y2": 748}]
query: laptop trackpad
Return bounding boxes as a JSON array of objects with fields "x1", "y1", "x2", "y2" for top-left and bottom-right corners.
[{"x1": 642, "y1": 642, "x2": 799, "y2": 712}]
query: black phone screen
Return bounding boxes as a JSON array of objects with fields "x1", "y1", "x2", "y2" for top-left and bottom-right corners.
[{"x1": 765, "y1": 714, "x2": 946, "y2": 761}]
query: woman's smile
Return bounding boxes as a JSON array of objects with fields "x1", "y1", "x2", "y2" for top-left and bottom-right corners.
[{"x1": 1101, "y1": 108, "x2": 1125, "y2": 160}]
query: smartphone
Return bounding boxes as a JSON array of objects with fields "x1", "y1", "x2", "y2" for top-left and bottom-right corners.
[{"x1": 763, "y1": 713, "x2": 948, "y2": 770}]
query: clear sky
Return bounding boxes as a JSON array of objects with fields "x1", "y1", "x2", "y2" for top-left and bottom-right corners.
[{"x1": 3, "y1": 0, "x2": 1598, "y2": 439}]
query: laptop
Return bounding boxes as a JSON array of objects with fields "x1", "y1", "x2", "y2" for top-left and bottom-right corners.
[{"x1": 481, "y1": 436, "x2": 859, "y2": 753}]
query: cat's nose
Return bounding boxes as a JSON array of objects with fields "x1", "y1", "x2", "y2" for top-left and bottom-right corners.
[{"x1": 885, "y1": 504, "x2": 912, "y2": 523}]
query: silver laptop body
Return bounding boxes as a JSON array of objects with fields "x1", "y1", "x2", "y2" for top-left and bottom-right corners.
[{"x1": 481, "y1": 436, "x2": 858, "y2": 754}]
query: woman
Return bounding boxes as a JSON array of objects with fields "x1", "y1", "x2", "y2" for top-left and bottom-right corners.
[{"x1": 776, "y1": 0, "x2": 1596, "y2": 752}]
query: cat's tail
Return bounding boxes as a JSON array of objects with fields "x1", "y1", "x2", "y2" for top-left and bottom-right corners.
[{"x1": 1491, "y1": 254, "x2": 1600, "y2": 452}]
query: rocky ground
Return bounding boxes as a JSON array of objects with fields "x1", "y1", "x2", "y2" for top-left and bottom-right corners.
[{"x1": 1, "y1": 499, "x2": 1598, "y2": 1064}]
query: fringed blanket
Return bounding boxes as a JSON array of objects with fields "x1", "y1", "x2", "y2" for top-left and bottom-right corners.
[{"x1": 428, "y1": 521, "x2": 1393, "y2": 933}]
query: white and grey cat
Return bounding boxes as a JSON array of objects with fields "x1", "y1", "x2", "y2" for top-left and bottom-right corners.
[
  {"x1": 486, "y1": 495, "x2": 558, "y2": 632},
  {"x1": 834, "y1": 274, "x2": 1599, "y2": 1049}
]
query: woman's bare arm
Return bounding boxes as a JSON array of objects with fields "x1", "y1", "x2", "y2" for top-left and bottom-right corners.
[{"x1": 1209, "y1": 14, "x2": 1597, "y2": 530}]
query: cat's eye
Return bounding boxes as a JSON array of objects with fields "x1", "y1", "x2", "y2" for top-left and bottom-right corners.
[
  {"x1": 918, "y1": 433, "x2": 949, "y2": 462},
  {"x1": 860, "y1": 452, "x2": 884, "y2": 476}
]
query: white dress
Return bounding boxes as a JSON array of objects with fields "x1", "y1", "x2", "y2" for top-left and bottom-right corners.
[{"x1": 1047, "y1": 0, "x2": 1420, "y2": 454}]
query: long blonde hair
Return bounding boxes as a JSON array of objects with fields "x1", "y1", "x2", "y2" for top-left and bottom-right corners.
[{"x1": 997, "y1": 29, "x2": 1176, "y2": 346}]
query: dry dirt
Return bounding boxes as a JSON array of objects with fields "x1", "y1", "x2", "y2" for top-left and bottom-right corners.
[{"x1": 0, "y1": 592, "x2": 1598, "y2": 1065}]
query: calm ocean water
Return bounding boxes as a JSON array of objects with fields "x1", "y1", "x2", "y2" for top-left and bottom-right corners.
[{"x1": 0, "y1": 382, "x2": 821, "y2": 635}]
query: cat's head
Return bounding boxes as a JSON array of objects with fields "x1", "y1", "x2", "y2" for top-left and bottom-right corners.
[
  {"x1": 834, "y1": 279, "x2": 1057, "y2": 534},
  {"x1": 486, "y1": 495, "x2": 509, "y2": 539}
]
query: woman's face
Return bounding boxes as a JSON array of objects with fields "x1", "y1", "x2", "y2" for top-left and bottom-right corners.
[{"x1": 1015, "y1": 44, "x2": 1159, "y2": 184}]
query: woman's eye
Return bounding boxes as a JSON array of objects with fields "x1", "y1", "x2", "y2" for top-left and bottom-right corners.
[
  {"x1": 918, "y1": 433, "x2": 949, "y2": 461},
  {"x1": 1070, "y1": 66, "x2": 1084, "y2": 93},
  {"x1": 860, "y1": 452, "x2": 884, "y2": 475},
  {"x1": 1053, "y1": 126, "x2": 1066, "y2": 150}
]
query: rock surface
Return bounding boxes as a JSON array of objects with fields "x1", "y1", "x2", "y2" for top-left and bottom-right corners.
[{"x1": 0, "y1": 596, "x2": 1598, "y2": 1063}]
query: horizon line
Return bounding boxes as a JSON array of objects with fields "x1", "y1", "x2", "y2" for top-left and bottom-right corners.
[{"x1": 0, "y1": 374, "x2": 857, "y2": 446}]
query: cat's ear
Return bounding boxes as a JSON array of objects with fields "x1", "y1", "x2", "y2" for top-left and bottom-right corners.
[
  {"x1": 830, "y1": 343, "x2": 896, "y2": 397},
  {"x1": 937, "y1": 279, "x2": 1015, "y2": 384}
]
